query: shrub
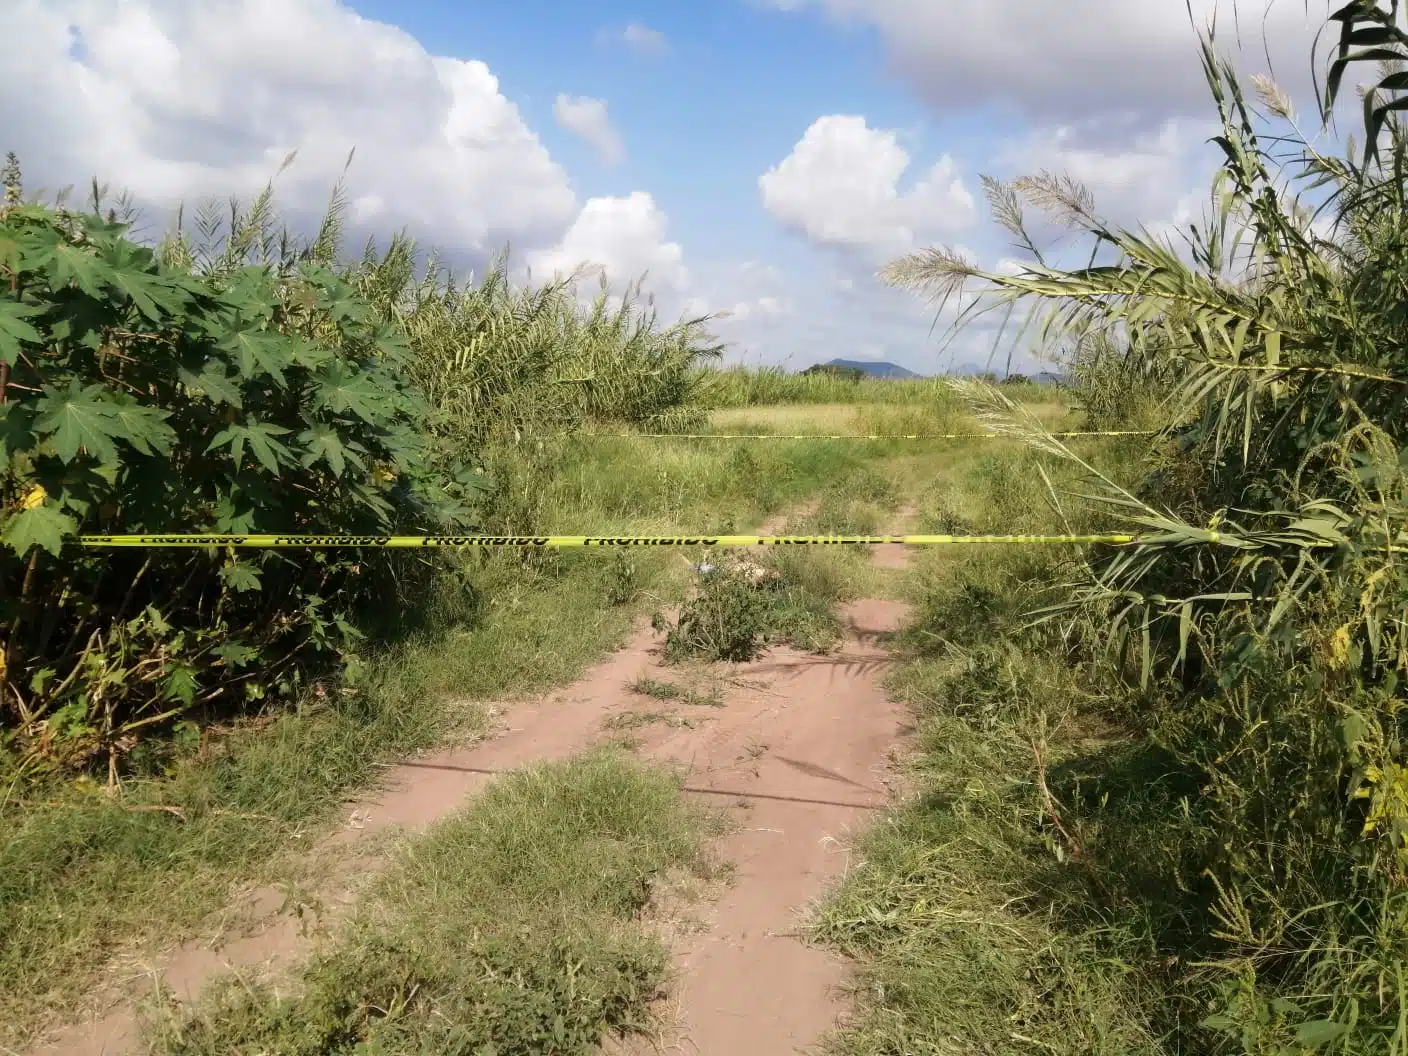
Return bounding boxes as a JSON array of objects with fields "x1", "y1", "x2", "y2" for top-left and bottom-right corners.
[
  {"x1": 660, "y1": 556, "x2": 842, "y2": 662},
  {"x1": 0, "y1": 169, "x2": 471, "y2": 770},
  {"x1": 0, "y1": 145, "x2": 729, "y2": 772},
  {"x1": 392, "y1": 251, "x2": 724, "y2": 454},
  {"x1": 662, "y1": 563, "x2": 772, "y2": 662}
]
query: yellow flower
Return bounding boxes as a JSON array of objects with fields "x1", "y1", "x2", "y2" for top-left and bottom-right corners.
[
  {"x1": 1330, "y1": 624, "x2": 1352, "y2": 669},
  {"x1": 21, "y1": 485, "x2": 47, "y2": 510},
  {"x1": 1360, "y1": 762, "x2": 1408, "y2": 838}
]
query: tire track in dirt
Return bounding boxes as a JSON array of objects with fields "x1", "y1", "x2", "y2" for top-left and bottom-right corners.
[
  {"x1": 30, "y1": 498, "x2": 907, "y2": 1056},
  {"x1": 604, "y1": 507, "x2": 917, "y2": 1056},
  {"x1": 606, "y1": 596, "x2": 909, "y2": 1056}
]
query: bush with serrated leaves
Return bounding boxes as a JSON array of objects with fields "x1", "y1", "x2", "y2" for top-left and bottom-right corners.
[{"x1": 0, "y1": 181, "x2": 477, "y2": 769}]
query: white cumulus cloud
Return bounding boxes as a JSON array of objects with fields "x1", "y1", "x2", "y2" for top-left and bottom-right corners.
[
  {"x1": 527, "y1": 191, "x2": 687, "y2": 294},
  {"x1": 0, "y1": 0, "x2": 580, "y2": 255},
  {"x1": 996, "y1": 118, "x2": 1216, "y2": 227},
  {"x1": 622, "y1": 22, "x2": 668, "y2": 54},
  {"x1": 553, "y1": 94, "x2": 625, "y2": 165},
  {"x1": 762, "y1": 0, "x2": 1330, "y2": 122},
  {"x1": 759, "y1": 115, "x2": 976, "y2": 260}
]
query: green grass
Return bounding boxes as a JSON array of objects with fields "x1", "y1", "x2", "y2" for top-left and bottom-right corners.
[
  {"x1": 628, "y1": 676, "x2": 723, "y2": 709},
  {"x1": 0, "y1": 552, "x2": 657, "y2": 1046},
  {"x1": 810, "y1": 435, "x2": 1175, "y2": 1055},
  {"x1": 706, "y1": 401, "x2": 968, "y2": 436},
  {"x1": 603, "y1": 709, "x2": 700, "y2": 731},
  {"x1": 529, "y1": 423, "x2": 952, "y2": 536},
  {"x1": 140, "y1": 750, "x2": 726, "y2": 1054}
]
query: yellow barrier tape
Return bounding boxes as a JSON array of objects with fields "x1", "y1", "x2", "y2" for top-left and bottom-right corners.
[
  {"x1": 77, "y1": 533, "x2": 1139, "y2": 549},
  {"x1": 599, "y1": 430, "x2": 1154, "y2": 440}
]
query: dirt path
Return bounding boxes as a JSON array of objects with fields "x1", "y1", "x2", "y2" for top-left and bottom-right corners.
[
  {"x1": 603, "y1": 513, "x2": 917, "y2": 1055},
  {"x1": 612, "y1": 596, "x2": 908, "y2": 1055},
  {"x1": 32, "y1": 504, "x2": 911, "y2": 1056}
]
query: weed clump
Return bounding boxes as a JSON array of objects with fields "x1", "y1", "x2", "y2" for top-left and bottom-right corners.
[
  {"x1": 659, "y1": 556, "x2": 842, "y2": 662},
  {"x1": 662, "y1": 563, "x2": 772, "y2": 662}
]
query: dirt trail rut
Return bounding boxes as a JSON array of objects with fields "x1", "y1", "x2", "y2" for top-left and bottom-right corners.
[
  {"x1": 612, "y1": 595, "x2": 908, "y2": 1055},
  {"x1": 34, "y1": 508, "x2": 911, "y2": 1056}
]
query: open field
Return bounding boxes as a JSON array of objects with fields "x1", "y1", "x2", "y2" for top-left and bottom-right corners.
[
  {"x1": 699, "y1": 366, "x2": 1068, "y2": 410},
  {"x1": 707, "y1": 398, "x2": 1074, "y2": 436}
]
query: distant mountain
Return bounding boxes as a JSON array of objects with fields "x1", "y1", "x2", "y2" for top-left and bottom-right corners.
[
  {"x1": 936, "y1": 362, "x2": 1068, "y2": 386},
  {"x1": 803, "y1": 358, "x2": 1066, "y2": 385},
  {"x1": 807, "y1": 358, "x2": 921, "y2": 379}
]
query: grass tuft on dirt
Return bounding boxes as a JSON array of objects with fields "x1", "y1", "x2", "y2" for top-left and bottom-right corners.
[
  {"x1": 141, "y1": 749, "x2": 724, "y2": 1055},
  {"x1": 658, "y1": 556, "x2": 845, "y2": 662},
  {"x1": 628, "y1": 675, "x2": 723, "y2": 708}
]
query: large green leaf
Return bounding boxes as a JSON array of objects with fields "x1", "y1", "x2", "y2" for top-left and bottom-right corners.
[
  {"x1": 33, "y1": 240, "x2": 116, "y2": 298},
  {"x1": 0, "y1": 298, "x2": 43, "y2": 366},
  {"x1": 162, "y1": 662, "x2": 199, "y2": 706},
  {"x1": 370, "y1": 320, "x2": 412, "y2": 362},
  {"x1": 1294, "y1": 1020, "x2": 1349, "y2": 1048},
  {"x1": 315, "y1": 362, "x2": 385, "y2": 423},
  {"x1": 212, "y1": 492, "x2": 259, "y2": 533},
  {"x1": 223, "y1": 266, "x2": 278, "y2": 325},
  {"x1": 106, "y1": 394, "x2": 176, "y2": 457},
  {"x1": 207, "y1": 418, "x2": 292, "y2": 473},
  {"x1": 213, "y1": 640, "x2": 260, "y2": 668},
  {"x1": 108, "y1": 263, "x2": 186, "y2": 322},
  {"x1": 219, "y1": 561, "x2": 263, "y2": 593},
  {"x1": 297, "y1": 423, "x2": 363, "y2": 477},
  {"x1": 301, "y1": 265, "x2": 367, "y2": 324},
  {"x1": 286, "y1": 336, "x2": 336, "y2": 371},
  {"x1": 76, "y1": 212, "x2": 135, "y2": 244},
  {"x1": 31, "y1": 383, "x2": 174, "y2": 464},
  {"x1": 33, "y1": 380, "x2": 127, "y2": 464},
  {"x1": 2, "y1": 503, "x2": 77, "y2": 557},
  {"x1": 220, "y1": 328, "x2": 291, "y2": 386},
  {"x1": 178, "y1": 360, "x2": 244, "y2": 407}
]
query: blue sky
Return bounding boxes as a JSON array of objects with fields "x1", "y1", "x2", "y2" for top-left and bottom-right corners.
[
  {"x1": 347, "y1": 1, "x2": 905, "y2": 242},
  {"x1": 2, "y1": 1, "x2": 1341, "y2": 375}
]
